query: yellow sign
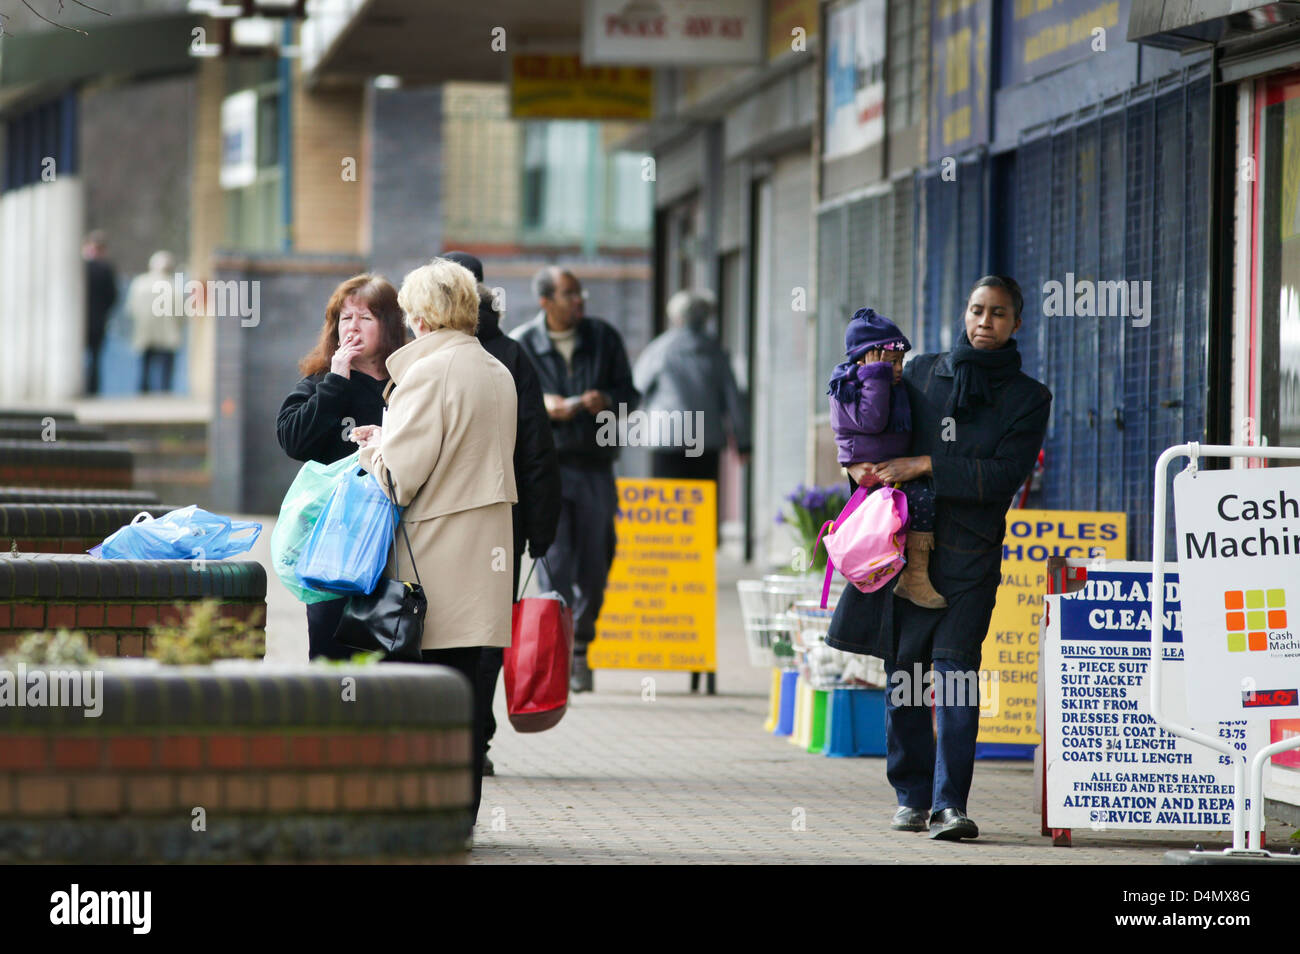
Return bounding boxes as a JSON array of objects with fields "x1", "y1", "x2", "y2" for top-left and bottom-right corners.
[
  {"x1": 977, "y1": 510, "x2": 1127, "y2": 747},
  {"x1": 590, "y1": 478, "x2": 717, "y2": 672},
  {"x1": 510, "y1": 54, "x2": 653, "y2": 120},
  {"x1": 767, "y1": 0, "x2": 819, "y2": 61}
]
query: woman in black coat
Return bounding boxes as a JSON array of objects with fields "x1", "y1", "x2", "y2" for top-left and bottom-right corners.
[
  {"x1": 825, "y1": 275, "x2": 1051, "y2": 841},
  {"x1": 276, "y1": 274, "x2": 408, "y2": 659}
]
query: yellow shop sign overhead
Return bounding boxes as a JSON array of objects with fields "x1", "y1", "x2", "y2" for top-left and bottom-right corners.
[{"x1": 511, "y1": 54, "x2": 653, "y2": 120}]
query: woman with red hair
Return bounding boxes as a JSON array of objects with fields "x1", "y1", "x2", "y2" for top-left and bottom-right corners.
[{"x1": 276, "y1": 274, "x2": 408, "y2": 659}]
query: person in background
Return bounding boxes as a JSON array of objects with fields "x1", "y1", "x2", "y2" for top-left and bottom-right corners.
[
  {"x1": 443, "y1": 250, "x2": 561, "y2": 777},
  {"x1": 510, "y1": 266, "x2": 640, "y2": 693},
  {"x1": 83, "y1": 230, "x2": 118, "y2": 396},
  {"x1": 351, "y1": 257, "x2": 518, "y2": 831},
  {"x1": 126, "y1": 251, "x2": 184, "y2": 393},
  {"x1": 633, "y1": 288, "x2": 751, "y2": 486},
  {"x1": 276, "y1": 274, "x2": 407, "y2": 660}
]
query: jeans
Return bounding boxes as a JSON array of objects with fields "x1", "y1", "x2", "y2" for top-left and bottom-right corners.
[
  {"x1": 422, "y1": 647, "x2": 485, "y2": 825},
  {"x1": 885, "y1": 657, "x2": 981, "y2": 813},
  {"x1": 536, "y1": 463, "x2": 618, "y2": 655},
  {"x1": 140, "y1": 348, "x2": 176, "y2": 392}
]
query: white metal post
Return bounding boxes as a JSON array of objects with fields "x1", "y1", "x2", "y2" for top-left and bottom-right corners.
[{"x1": 1150, "y1": 442, "x2": 1300, "y2": 855}]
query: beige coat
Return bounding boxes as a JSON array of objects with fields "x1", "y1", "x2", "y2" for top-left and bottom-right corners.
[
  {"x1": 126, "y1": 270, "x2": 184, "y2": 352},
  {"x1": 359, "y1": 328, "x2": 518, "y2": 650}
]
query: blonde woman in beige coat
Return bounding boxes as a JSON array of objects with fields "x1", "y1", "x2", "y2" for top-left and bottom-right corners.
[{"x1": 351, "y1": 257, "x2": 518, "y2": 826}]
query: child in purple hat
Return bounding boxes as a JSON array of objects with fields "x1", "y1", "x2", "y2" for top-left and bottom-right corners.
[{"x1": 827, "y1": 307, "x2": 944, "y2": 608}]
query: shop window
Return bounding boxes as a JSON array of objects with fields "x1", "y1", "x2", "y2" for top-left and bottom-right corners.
[
  {"x1": 222, "y1": 79, "x2": 283, "y2": 252},
  {"x1": 520, "y1": 121, "x2": 650, "y2": 249},
  {"x1": 886, "y1": 0, "x2": 926, "y2": 133},
  {"x1": 1255, "y1": 75, "x2": 1300, "y2": 460}
]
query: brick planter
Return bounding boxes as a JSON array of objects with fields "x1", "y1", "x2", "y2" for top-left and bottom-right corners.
[
  {"x1": 0, "y1": 663, "x2": 473, "y2": 863},
  {"x1": 1, "y1": 505, "x2": 174, "y2": 555},
  {"x1": 0, "y1": 556, "x2": 267, "y2": 657},
  {"x1": 0, "y1": 441, "x2": 134, "y2": 490},
  {"x1": 0, "y1": 488, "x2": 162, "y2": 506},
  {"x1": 0, "y1": 410, "x2": 75, "y2": 423},
  {"x1": 0, "y1": 423, "x2": 107, "y2": 442}
]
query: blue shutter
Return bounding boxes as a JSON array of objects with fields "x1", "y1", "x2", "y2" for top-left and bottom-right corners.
[{"x1": 1010, "y1": 74, "x2": 1210, "y2": 559}]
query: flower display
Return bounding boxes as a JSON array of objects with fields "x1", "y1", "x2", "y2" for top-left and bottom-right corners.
[{"x1": 775, "y1": 482, "x2": 851, "y2": 572}]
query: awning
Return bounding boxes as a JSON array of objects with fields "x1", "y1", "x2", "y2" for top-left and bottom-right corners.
[
  {"x1": 302, "y1": 0, "x2": 584, "y2": 86},
  {"x1": 1128, "y1": 0, "x2": 1300, "y2": 50},
  {"x1": 0, "y1": 12, "x2": 199, "y2": 107}
]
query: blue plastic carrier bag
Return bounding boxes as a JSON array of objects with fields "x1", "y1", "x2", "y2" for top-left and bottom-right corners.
[
  {"x1": 294, "y1": 468, "x2": 397, "y2": 596},
  {"x1": 271, "y1": 452, "x2": 361, "y2": 603},
  {"x1": 93, "y1": 506, "x2": 261, "y2": 561}
]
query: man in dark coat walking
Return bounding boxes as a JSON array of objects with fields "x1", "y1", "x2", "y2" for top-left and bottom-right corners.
[
  {"x1": 509, "y1": 266, "x2": 640, "y2": 692},
  {"x1": 83, "y1": 231, "x2": 118, "y2": 395},
  {"x1": 826, "y1": 276, "x2": 1051, "y2": 841},
  {"x1": 444, "y1": 252, "x2": 561, "y2": 770}
]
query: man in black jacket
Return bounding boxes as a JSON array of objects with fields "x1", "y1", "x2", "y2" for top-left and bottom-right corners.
[
  {"x1": 509, "y1": 266, "x2": 639, "y2": 692},
  {"x1": 444, "y1": 252, "x2": 561, "y2": 766}
]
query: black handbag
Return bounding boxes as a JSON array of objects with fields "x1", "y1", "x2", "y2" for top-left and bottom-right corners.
[{"x1": 333, "y1": 469, "x2": 426, "y2": 663}]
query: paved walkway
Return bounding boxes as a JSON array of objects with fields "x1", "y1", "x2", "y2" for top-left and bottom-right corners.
[
  {"x1": 472, "y1": 556, "x2": 1295, "y2": 864},
  {"x1": 249, "y1": 520, "x2": 1293, "y2": 863}
]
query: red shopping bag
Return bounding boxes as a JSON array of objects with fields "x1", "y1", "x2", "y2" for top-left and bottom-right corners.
[{"x1": 503, "y1": 561, "x2": 574, "y2": 732}]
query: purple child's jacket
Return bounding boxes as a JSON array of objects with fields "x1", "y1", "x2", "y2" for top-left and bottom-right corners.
[{"x1": 829, "y1": 361, "x2": 911, "y2": 465}]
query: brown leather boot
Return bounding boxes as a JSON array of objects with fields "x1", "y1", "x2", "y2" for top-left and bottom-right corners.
[{"x1": 893, "y1": 531, "x2": 948, "y2": 609}]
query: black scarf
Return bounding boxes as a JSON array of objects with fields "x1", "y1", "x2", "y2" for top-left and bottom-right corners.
[{"x1": 947, "y1": 332, "x2": 1021, "y2": 416}]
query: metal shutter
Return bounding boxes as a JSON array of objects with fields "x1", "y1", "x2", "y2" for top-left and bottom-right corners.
[{"x1": 1009, "y1": 74, "x2": 1211, "y2": 559}]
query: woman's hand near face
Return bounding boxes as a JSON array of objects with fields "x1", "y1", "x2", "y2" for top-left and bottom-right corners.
[
  {"x1": 873, "y1": 455, "x2": 932, "y2": 484},
  {"x1": 331, "y1": 336, "x2": 364, "y2": 378}
]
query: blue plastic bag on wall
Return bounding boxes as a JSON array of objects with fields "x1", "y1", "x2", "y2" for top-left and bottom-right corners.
[
  {"x1": 271, "y1": 452, "x2": 362, "y2": 604},
  {"x1": 294, "y1": 469, "x2": 397, "y2": 596},
  {"x1": 92, "y1": 506, "x2": 261, "y2": 561}
]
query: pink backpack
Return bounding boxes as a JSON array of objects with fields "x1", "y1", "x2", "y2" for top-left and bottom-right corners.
[{"x1": 812, "y1": 485, "x2": 909, "y2": 608}]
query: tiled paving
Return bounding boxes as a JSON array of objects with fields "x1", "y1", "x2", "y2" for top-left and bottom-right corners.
[{"x1": 252, "y1": 520, "x2": 1293, "y2": 864}]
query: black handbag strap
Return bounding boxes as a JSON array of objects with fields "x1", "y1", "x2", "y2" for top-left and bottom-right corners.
[
  {"x1": 516, "y1": 555, "x2": 551, "y2": 602},
  {"x1": 381, "y1": 468, "x2": 421, "y2": 587}
]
